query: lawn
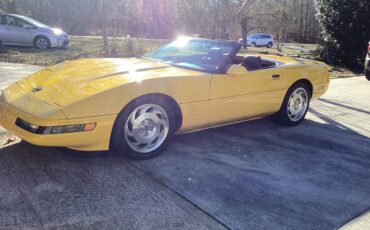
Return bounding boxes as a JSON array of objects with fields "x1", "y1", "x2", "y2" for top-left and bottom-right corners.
[
  {"x1": 0, "y1": 36, "x2": 168, "y2": 66},
  {"x1": 0, "y1": 36, "x2": 359, "y2": 78}
]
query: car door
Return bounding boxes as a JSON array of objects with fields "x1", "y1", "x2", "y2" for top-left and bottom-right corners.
[
  {"x1": 259, "y1": 35, "x2": 268, "y2": 46},
  {"x1": 2, "y1": 15, "x2": 36, "y2": 46},
  {"x1": 0, "y1": 15, "x2": 6, "y2": 43},
  {"x1": 209, "y1": 64, "x2": 288, "y2": 126},
  {"x1": 255, "y1": 35, "x2": 264, "y2": 46}
]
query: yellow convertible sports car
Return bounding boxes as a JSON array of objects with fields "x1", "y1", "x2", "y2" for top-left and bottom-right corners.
[{"x1": 0, "y1": 37, "x2": 329, "y2": 159}]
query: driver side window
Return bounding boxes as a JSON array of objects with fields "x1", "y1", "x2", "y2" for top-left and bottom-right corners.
[
  {"x1": 15, "y1": 18, "x2": 34, "y2": 28},
  {"x1": 4, "y1": 16, "x2": 33, "y2": 28},
  {"x1": 4, "y1": 16, "x2": 16, "y2": 26}
]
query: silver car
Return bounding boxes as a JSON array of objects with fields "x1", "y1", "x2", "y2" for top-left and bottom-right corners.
[
  {"x1": 0, "y1": 13, "x2": 69, "y2": 49},
  {"x1": 239, "y1": 34, "x2": 274, "y2": 48}
]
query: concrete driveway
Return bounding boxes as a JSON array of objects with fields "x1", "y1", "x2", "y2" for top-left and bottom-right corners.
[{"x1": 0, "y1": 62, "x2": 369, "y2": 229}]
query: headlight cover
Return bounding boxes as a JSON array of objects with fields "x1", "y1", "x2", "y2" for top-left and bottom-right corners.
[
  {"x1": 15, "y1": 118, "x2": 96, "y2": 135},
  {"x1": 43, "y1": 125, "x2": 85, "y2": 134},
  {"x1": 52, "y1": 28, "x2": 63, "y2": 35}
]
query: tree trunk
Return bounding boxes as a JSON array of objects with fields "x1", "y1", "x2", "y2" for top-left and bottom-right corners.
[
  {"x1": 299, "y1": 1, "x2": 304, "y2": 43},
  {"x1": 241, "y1": 17, "x2": 248, "y2": 49},
  {"x1": 304, "y1": 0, "x2": 309, "y2": 42},
  {"x1": 98, "y1": 0, "x2": 109, "y2": 50},
  {"x1": 7, "y1": 0, "x2": 16, "y2": 13}
]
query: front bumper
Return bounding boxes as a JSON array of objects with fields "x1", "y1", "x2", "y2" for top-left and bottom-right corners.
[
  {"x1": 0, "y1": 100, "x2": 116, "y2": 151},
  {"x1": 49, "y1": 35, "x2": 69, "y2": 48}
]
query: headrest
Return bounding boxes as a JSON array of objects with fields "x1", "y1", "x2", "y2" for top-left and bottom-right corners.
[{"x1": 242, "y1": 56, "x2": 262, "y2": 71}]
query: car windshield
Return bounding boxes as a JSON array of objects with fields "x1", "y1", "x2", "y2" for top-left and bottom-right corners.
[
  {"x1": 18, "y1": 15, "x2": 49, "y2": 28},
  {"x1": 143, "y1": 37, "x2": 240, "y2": 73}
]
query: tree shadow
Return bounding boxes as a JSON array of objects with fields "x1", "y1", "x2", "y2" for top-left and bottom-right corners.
[
  {"x1": 318, "y1": 98, "x2": 370, "y2": 115},
  {"x1": 134, "y1": 116, "x2": 370, "y2": 229}
]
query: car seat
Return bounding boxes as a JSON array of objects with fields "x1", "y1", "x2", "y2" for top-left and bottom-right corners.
[{"x1": 242, "y1": 56, "x2": 263, "y2": 71}]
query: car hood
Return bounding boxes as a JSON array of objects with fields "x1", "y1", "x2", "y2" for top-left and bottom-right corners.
[{"x1": 3, "y1": 58, "x2": 196, "y2": 118}]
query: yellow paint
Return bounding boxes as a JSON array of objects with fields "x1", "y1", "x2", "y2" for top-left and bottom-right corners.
[{"x1": 0, "y1": 55, "x2": 329, "y2": 151}]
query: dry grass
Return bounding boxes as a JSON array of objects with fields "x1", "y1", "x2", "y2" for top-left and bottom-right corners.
[
  {"x1": 240, "y1": 44, "x2": 361, "y2": 78},
  {"x1": 0, "y1": 36, "x2": 167, "y2": 66},
  {"x1": 0, "y1": 36, "x2": 359, "y2": 78},
  {"x1": 240, "y1": 43, "x2": 318, "y2": 58}
]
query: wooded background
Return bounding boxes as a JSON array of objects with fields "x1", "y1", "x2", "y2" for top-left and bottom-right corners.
[
  {"x1": 0, "y1": 0, "x2": 320, "y2": 43},
  {"x1": 1, "y1": 0, "x2": 369, "y2": 67}
]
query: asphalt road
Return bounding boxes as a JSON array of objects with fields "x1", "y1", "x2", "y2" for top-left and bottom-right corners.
[{"x1": 0, "y1": 62, "x2": 369, "y2": 229}]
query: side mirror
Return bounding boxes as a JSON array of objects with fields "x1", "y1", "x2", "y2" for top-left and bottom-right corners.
[{"x1": 226, "y1": 65, "x2": 247, "y2": 77}]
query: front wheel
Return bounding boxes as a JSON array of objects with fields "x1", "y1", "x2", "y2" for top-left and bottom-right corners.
[
  {"x1": 266, "y1": 42, "x2": 273, "y2": 48},
  {"x1": 274, "y1": 82, "x2": 311, "y2": 126},
  {"x1": 111, "y1": 98, "x2": 176, "y2": 160},
  {"x1": 365, "y1": 69, "x2": 370, "y2": 81},
  {"x1": 34, "y1": 36, "x2": 50, "y2": 49}
]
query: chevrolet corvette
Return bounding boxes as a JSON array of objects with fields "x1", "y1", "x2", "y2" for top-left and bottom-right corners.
[{"x1": 0, "y1": 37, "x2": 330, "y2": 159}]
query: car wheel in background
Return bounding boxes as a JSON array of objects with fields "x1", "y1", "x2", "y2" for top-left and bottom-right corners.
[
  {"x1": 34, "y1": 36, "x2": 50, "y2": 49},
  {"x1": 365, "y1": 70, "x2": 370, "y2": 81},
  {"x1": 274, "y1": 82, "x2": 311, "y2": 126},
  {"x1": 251, "y1": 42, "x2": 257, "y2": 47},
  {"x1": 267, "y1": 42, "x2": 273, "y2": 48},
  {"x1": 111, "y1": 97, "x2": 176, "y2": 160}
]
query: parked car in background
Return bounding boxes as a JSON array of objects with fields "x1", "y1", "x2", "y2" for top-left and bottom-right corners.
[
  {"x1": 239, "y1": 33, "x2": 274, "y2": 48},
  {"x1": 365, "y1": 42, "x2": 370, "y2": 81},
  {"x1": 0, "y1": 13, "x2": 69, "y2": 49}
]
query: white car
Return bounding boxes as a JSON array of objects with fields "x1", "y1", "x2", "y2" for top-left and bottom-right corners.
[
  {"x1": 0, "y1": 13, "x2": 69, "y2": 49},
  {"x1": 239, "y1": 34, "x2": 274, "y2": 48}
]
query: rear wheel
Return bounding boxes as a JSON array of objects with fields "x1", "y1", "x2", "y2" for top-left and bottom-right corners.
[
  {"x1": 274, "y1": 82, "x2": 311, "y2": 126},
  {"x1": 251, "y1": 42, "x2": 257, "y2": 48},
  {"x1": 111, "y1": 97, "x2": 176, "y2": 160},
  {"x1": 266, "y1": 42, "x2": 273, "y2": 48}
]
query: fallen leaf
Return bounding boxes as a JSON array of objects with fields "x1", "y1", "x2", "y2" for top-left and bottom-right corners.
[{"x1": 3, "y1": 136, "x2": 17, "y2": 145}]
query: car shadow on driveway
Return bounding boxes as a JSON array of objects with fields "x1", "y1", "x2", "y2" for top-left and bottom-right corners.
[
  {"x1": 131, "y1": 116, "x2": 370, "y2": 230},
  {"x1": 0, "y1": 115, "x2": 369, "y2": 230}
]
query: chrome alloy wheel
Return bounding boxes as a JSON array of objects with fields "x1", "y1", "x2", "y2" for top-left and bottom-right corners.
[
  {"x1": 287, "y1": 88, "x2": 308, "y2": 122},
  {"x1": 124, "y1": 104, "x2": 169, "y2": 154},
  {"x1": 36, "y1": 38, "x2": 48, "y2": 49}
]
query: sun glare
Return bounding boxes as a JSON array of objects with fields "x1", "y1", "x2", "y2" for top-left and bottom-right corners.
[{"x1": 173, "y1": 36, "x2": 190, "y2": 48}]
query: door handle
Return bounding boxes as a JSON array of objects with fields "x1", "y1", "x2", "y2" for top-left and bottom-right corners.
[{"x1": 272, "y1": 74, "x2": 280, "y2": 80}]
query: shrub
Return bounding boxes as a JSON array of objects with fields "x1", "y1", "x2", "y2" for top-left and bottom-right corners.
[{"x1": 315, "y1": 0, "x2": 370, "y2": 67}]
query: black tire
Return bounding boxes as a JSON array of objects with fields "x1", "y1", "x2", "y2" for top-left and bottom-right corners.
[
  {"x1": 251, "y1": 42, "x2": 257, "y2": 47},
  {"x1": 267, "y1": 42, "x2": 273, "y2": 48},
  {"x1": 33, "y1": 36, "x2": 50, "y2": 49},
  {"x1": 365, "y1": 69, "x2": 370, "y2": 81},
  {"x1": 274, "y1": 82, "x2": 311, "y2": 126},
  {"x1": 111, "y1": 96, "x2": 176, "y2": 160}
]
